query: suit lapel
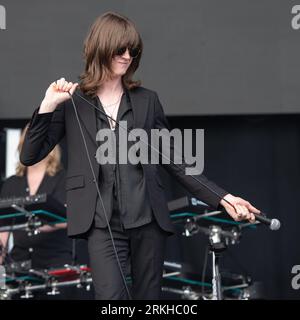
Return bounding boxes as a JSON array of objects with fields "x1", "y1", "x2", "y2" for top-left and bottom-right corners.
[
  {"x1": 127, "y1": 88, "x2": 149, "y2": 129},
  {"x1": 75, "y1": 92, "x2": 98, "y2": 147}
]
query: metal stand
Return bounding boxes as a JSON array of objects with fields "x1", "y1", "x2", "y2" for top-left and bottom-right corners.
[
  {"x1": 184, "y1": 219, "x2": 240, "y2": 300},
  {"x1": 0, "y1": 204, "x2": 43, "y2": 236},
  {"x1": 209, "y1": 226, "x2": 227, "y2": 300}
]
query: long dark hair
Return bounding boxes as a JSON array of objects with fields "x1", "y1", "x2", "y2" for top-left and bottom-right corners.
[{"x1": 79, "y1": 12, "x2": 143, "y2": 97}]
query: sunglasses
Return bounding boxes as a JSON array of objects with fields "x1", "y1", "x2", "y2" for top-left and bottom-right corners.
[{"x1": 114, "y1": 47, "x2": 140, "y2": 58}]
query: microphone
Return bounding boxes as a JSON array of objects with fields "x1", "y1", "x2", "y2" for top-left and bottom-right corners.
[{"x1": 254, "y1": 213, "x2": 281, "y2": 231}]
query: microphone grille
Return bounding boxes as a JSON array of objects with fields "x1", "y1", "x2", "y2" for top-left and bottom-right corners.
[{"x1": 270, "y1": 219, "x2": 281, "y2": 231}]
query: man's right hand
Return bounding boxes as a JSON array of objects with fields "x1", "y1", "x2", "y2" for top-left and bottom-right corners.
[{"x1": 39, "y1": 77, "x2": 78, "y2": 113}]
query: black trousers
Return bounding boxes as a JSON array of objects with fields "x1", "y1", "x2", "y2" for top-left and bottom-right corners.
[{"x1": 87, "y1": 205, "x2": 168, "y2": 300}]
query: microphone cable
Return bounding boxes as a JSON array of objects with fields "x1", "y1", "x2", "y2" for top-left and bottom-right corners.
[{"x1": 68, "y1": 92, "x2": 132, "y2": 300}]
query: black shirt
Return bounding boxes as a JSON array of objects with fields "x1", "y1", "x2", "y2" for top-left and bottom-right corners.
[
  {"x1": 0, "y1": 169, "x2": 73, "y2": 269},
  {"x1": 93, "y1": 87, "x2": 154, "y2": 229}
]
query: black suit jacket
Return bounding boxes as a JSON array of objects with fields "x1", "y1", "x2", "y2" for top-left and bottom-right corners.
[{"x1": 20, "y1": 86, "x2": 228, "y2": 238}]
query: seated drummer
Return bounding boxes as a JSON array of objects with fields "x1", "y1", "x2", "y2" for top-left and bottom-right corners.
[{"x1": 0, "y1": 125, "x2": 73, "y2": 269}]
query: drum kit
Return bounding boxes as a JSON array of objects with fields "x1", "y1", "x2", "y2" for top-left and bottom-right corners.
[
  {"x1": 0, "y1": 193, "x2": 92, "y2": 300},
  {"x1": 0, "y1": 194, "x2": 268, "y2": 300},
  {"x1": 0, "y1": 263, "x2": 93, "y2": 300}
]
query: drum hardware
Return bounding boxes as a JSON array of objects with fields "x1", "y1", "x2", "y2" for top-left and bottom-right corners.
[
  {"x1": 166, "y1": 195, "x2": 263, "y2": 300},
  {"x1": 4, "y1": 260, "x2": 32, "y2": 274},
  {"x1": 0, "y1": 265, "x2": 93, "y2": 299},
  {"x1": 46, "y1": 280, "x2": 60, "y2": 296},
  {"x1": 0, "y1": 218, "x2": 42, "y2": 235},
  {"x1": 28, "y1": 269, "x2": 49, "y2": 279},
  {"x1": 162, "y1": 285, "x2": 202, "y2": 300},
  {"x1": 20, "y1": 287, "x2": 34, "y2": 299},
  {"x1": 183, "y1": 217, "x2": 253, "y2": 300},
  {"x1": 0, "y1": 194, "x2": 67, "y2": 234},
  {"x1": 2, "y1": 263, "x2": 183, "y2": 299},
  {"x1": 0, "y1": 208, "x2": 43, "y2": 236}
]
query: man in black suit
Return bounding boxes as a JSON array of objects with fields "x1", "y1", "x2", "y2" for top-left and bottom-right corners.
[{"x1": 20, "y1": 12, "x2": 260, "y2": 300}]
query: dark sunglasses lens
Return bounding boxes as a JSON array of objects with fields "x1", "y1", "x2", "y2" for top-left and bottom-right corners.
[
  {"x1": 116, "y1": 47, "x2": 126, "y2": 56},
  {"x1": 115, "y1": 47, "x2": 140, "y2": 58},
  {"x1": 130, "y1": 47, "x2": 140, "y2": 58}
]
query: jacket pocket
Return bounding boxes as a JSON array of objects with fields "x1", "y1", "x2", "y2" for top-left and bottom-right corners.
[{"x1": 66, "y1": 175, "x2": 85, "y2": 191}]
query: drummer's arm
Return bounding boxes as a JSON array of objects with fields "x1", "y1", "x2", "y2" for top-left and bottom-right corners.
[
  {"x1": 53, "y1": 222, "x2": 67, "y2": 229},
  {"x1": 38, "y1": 222, "x2": 67, "y2": 233},
  {"x1": 0, "y1": 232, "x2": 9, "y2": 264}
]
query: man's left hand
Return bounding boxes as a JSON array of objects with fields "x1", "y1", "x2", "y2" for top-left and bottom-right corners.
[{"x1": 220, "y1": 193, "x2": 260, "y2": 223}]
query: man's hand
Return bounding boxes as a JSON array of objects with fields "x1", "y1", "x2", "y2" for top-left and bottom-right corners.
[
  {"x1": 220, "y1": 193, "x2": 260, "y2": 223},
  {"x1": 39, "y1": 77, "x2": 78, "y2": 113}
]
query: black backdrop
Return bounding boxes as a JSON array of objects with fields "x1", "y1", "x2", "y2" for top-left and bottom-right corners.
[
  {"x1": 2, "y1": 0, "x2": 300, "y2": 118},
  {"x1": 0, "y1": 113, "x2": 300, "y2": 299}
]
